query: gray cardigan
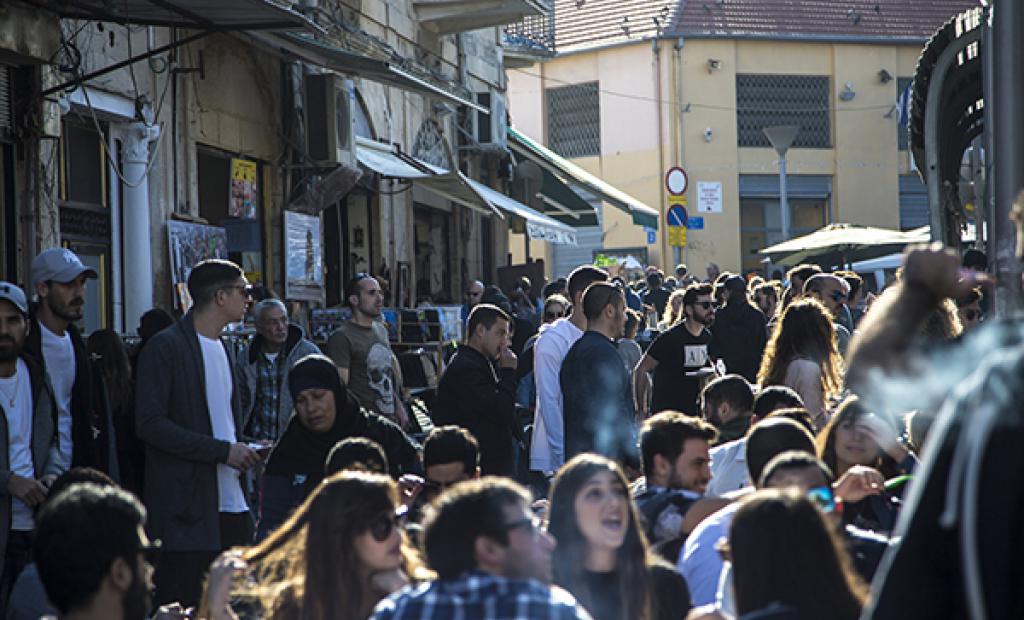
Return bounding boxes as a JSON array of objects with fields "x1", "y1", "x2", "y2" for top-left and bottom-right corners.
[
  {"x1": 0, "y1": 355, "x2": 61, "y2": 583},
  {"x1": 135, "y1": 312, "x2": 244, "y2": 552}
]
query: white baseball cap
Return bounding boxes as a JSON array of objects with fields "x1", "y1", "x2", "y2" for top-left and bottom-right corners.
[
  {"x1": 0, "y1": 282, "x2": 28, "y2": 315},
  {"x1": 31, "y1": 248, "x2": 98, "y2": 285}
]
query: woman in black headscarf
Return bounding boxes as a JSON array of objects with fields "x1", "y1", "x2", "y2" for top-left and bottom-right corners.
[{"x1": 256, "y1": 354, "x2": 421, "y2": 540}]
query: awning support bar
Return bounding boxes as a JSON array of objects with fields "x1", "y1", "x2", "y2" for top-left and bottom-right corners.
[{"x1": 42, "y1": 30, "x2": 212, "y2": 97}]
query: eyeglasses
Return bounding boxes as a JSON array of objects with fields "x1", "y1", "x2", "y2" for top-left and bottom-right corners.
[
  {"x1": 138, "y1": 539, "x2": 162, "y2": 567},
  {"x1": 694, "y1": 301, "x2": 717, "y2": 310},
  {"x1": 829, "y1": 290, "x2": 848, "y2": 302},
  {"x1": 807, "y1": 486, "x2": 842, "y2": 515},
  {"x1": 501, "y1": 514, "x2": 545, "y2": 536},
  {"x1": 963, "y1": 309, "x2": 983, "y2": 321},
  {"x1": 368, "y1": 506, "x2": 408, "y2": 542}
]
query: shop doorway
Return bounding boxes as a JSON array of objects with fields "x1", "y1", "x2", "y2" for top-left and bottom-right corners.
[{"x1": 414, "y1": 205, "x2": 452, "y2": 304}]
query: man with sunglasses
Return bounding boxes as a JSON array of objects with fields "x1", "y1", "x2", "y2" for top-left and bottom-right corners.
[
  {"x1": 635, "y1": 283, "x2": 716, "y2": 419},
  {"x1": 136, "y1": 260, "x2": 260, "y2": 608},
  {"x1": 372, "y1": 478, "x2": 591, "y2": 619},
  {"x1": 803, "y1": 274, "x2": 852, "y2": 355},
  {"x1": 460, "y1": 280, "x2": 485, "y2": 327}
]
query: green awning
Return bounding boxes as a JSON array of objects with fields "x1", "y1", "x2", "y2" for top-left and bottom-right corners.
[{"x1": 509, "y1": 127, "x2": 660, "y2": 230}]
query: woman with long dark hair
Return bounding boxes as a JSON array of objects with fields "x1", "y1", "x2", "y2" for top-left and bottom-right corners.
[
  {"x1": 817, "y1": 396, "x2": 917, "y2": 533},
  {"x1": 726, "y1": 488, "x2": 866, "y2": 620},
  {"x1": 547, "y1": 454, "x2": 689, "y2": 620},
  {"x1": 204, "y1": 471, "x2": 430, "y2": 620},
  {"x1": 756, "y1": 298, "x2": 844, "y2": 429},
  {"x1": 86, "y1": 329, "x2": 144, "y2": 496}
]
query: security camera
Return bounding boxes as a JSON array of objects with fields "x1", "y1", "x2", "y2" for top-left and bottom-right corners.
[{"x1": 703, "y1": 127, "x2": 713, "y2": 142}]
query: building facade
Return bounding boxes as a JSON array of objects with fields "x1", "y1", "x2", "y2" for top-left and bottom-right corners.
[
  {"x1": 507, "y1": 0, "x2": 977, "y2": 278},
  {"x1": 3, "y1": 0, "x2": 571, "y2": 335}
]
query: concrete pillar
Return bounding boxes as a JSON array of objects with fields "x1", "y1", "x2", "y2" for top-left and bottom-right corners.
[{"x1": 122, "y1": 122, "x2": 160, "y2": 334}]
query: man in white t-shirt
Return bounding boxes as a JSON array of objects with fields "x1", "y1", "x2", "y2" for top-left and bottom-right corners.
[
  {"x1": 25, "y1": 248, "x2": 115, "y2": 476},
  {"x1": 136, "y1": 260, "x2": 261, "y2": 608},
  {"x1": 0, "y1": 282, "x2": 62, "y2": 610}
]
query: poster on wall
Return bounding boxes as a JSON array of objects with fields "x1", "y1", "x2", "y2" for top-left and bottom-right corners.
[
  {"x1": 697, "y1": 181, "x2": 723, "y2": 213},
  {"x1": 167, "y1": 220, "x2": 229, "y2": 311},
  {"x1": 284, "y1": 210, "x2": 325, "y2": 302},
  {"x1": 229, "y1": 158, "x2": 258, "y2": 219}
]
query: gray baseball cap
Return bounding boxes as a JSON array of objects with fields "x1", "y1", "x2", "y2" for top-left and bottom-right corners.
[
  {"x1": 0, "y1": 282, "x2": 28, "y2": 315},
  {"x1": 31, "y1": 248, "x2": 98, "y2": 285}
]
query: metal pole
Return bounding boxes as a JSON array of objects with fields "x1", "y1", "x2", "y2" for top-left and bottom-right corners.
[
  {"x1": 779, "y1": 154, "x2": 791, "y2": 240},
  {"x1": 992, "y1": 1, "x2": 1024, "y2": 314}
]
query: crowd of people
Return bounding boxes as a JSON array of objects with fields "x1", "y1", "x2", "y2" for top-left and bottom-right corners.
[{"x1": 0, "y1": 219, "x2": 1018, "y2": 619}]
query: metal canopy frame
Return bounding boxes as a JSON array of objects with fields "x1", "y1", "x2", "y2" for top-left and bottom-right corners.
[{"x1": 21, "y1": 0, "x2": 315, "y2": 31}]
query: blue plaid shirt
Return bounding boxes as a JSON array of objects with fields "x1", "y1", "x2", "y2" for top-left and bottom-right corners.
[
  {"x1": 245, "y1": 352, "x2": 285, "y2": 441},
  {"x1": 371, "y1": 571, "x2": 593, "y2": 620}
]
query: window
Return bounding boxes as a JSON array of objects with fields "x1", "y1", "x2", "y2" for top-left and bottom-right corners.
[
  {"x1": 740, "y1": 198, "x2": 829, "y2": 273},
  {"x1": 736, "y1": 75, "x2": 831, "y2": 148},
  {"x1": 546, "y1": 81, "x2": 600, "y2": 158},
  {"x1": 897, "y1": 77, "x2": 912, "y2": 151}
]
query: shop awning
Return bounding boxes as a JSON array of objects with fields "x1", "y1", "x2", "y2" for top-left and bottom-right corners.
[
  {"x1": 355, "y1": 138, "x2": 500, "y2": 217},
  {"x1": 22, "y1": 0, "x2": 315, "y2": 30},
  {"x1": 253, "y1": 32, "x2": 487, "y2": 114},
  {"x1": 356, "y1": 138, "x2": 576, "y2": 245},
  {"x1": 509, "y1": 127, "x2": 660, "y2": 230},
  {"x1": 466, "y1": 179, "x2": 578, "y2": 245}
]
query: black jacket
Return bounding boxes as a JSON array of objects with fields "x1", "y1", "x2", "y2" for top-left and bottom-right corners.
[
  {"x1": 709, "y1": 300, "x2": 767, "y2": 382},
  {"x1": 560, "y1": 331, "x2": 636, "y2": 463},
  {"x1": 435, "y1": 345, "x2": 518, "y2": 476},
  {"x1": 256, "y1": 391, "x2": 421, "y2": 539},
  {"x1": 24, "y1": 317, "x2": 116, "y2": 476}
]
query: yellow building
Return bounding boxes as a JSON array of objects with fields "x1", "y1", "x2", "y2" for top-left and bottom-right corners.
[{"x1": 507, "y1": 0, "x2": 977, "y2": 278}]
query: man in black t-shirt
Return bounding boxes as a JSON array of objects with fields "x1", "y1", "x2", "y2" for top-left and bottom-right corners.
[{"x1": 634, "y1": 282, "x2": 715, "y2": 417}]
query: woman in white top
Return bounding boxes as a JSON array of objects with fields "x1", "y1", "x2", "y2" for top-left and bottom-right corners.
[{"x1": 756, "y1": 298, "x2": 843, "y2": 430}]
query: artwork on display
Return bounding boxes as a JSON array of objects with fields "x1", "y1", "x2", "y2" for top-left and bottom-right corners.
[
  {"x1": 284, "y1": 210, "x2": 325, "y2": 302},
  {"x1": 167, "y1": 220, "x2": 229, "y2": 311},
  {"x1": 229, "y1": 158, "x2": 258, "y2": 219}
]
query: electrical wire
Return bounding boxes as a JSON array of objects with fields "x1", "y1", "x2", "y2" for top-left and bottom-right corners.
[{"x1": 511, "y1": 67, "x2": 905, "y2": 113}]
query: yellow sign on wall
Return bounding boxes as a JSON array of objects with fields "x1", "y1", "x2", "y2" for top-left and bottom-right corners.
[
  {"x1": 668, "y1": 195, "x2": 688, "y2": 206},
  {"x1": 668, "y1": 226, "x2": 687, "y2": 247}
]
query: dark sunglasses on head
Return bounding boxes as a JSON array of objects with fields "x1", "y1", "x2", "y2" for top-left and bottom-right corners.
[
  {"x1": 368, "y1": 506, "x2": 409, "y2": 542},
  {"x1": 964, "y1": 309, "x2": 983, "y2": 321}
]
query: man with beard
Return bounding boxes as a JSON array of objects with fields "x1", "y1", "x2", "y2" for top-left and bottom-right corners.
[
  {"x1": 326, "y1": 274, "x2": 409, "y2": 428},
  {"x1": 0, "y1": 283, "x2": 62, "y2": 611},
  {"x1": 635, "y1": 283, "x2": 716, "y2": 417},
  {"x1": 24, "y1": 249, "x2": 115, "y2": 476},
  {"x1": 34, "y1": 483, "x2": 156, "y2": 620}
]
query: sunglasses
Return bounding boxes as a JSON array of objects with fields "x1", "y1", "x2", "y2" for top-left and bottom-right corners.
[
  {"x1": 544, "y1": 310, "x2": 565, "y2": 320},
  {"x1": 807, "y1": 486, "x2": 842, "y2": 515},
  {"x1": 368, "y1": 506, "x2": 408, "y2": 542},
  {"x1": 501, "y1": 514, "x2": 546, "y2": 536},
  {"x1": 830, "y1": 290, "x2": 848, "y2": 302},
  {"x1": 694, "y1": 301, "x2": 717, "y2": 310},
  {"x1": 224, "y1": 284, "x2": 253, "y2": 297},
  {"x1": 963, "y1": 309, "x2": 983, "y2": 321},
  {"x1": 138, "y1": 539, "x2": 162, "y2": 567}
]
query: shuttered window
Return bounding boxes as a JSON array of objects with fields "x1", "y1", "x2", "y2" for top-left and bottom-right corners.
[{"x1": 736, "y1": 74, "x2": 832, "y2": 148}]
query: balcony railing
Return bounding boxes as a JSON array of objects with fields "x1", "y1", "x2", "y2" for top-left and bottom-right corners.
[{"x1": 502, "y1": 3, "x2": 555, "y2": 67}]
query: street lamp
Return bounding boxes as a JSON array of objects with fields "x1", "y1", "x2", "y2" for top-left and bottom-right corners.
[{"x1": 763, "y1": 125, "x2": 800, "y2": 241}]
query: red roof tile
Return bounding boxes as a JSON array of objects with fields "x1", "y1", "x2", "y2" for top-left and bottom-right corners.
[
  {"x1": 552, "y1": 0, "x2": 981, "y2": 53},
  {"x1": 671, "y1": 0, "x2": 981, "y2": 41}
]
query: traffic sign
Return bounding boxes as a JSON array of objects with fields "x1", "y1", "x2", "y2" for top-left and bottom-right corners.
[
  {"x1": 668, "y1": 195, "x2": 688, "y2": 206},
  {"x1": 667, "y1": 205, "x2": 688, "y2": 228},
  {"x1": 687, "y1": 216, "x2": 704, "y2": 230},
  {"x1": 668, "y1": 226, "x2": 687, "y2": 247},
  {"x1": 665, "y1": 166, "x2": 689, "y2": 195}
]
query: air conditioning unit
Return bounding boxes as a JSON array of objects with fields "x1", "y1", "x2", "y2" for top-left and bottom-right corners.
[
  {"x1": 305, "y1": 73, "x2": 357, "y2": 166},
  {"x1": 471, "y1": 89, "x2": 508, "y2": 151}
]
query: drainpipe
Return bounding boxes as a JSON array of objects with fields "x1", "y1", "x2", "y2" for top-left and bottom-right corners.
[
  {"x1": 674, "y1": 35, "x2": 685, "y2": 269},
  {"x1": 653, "y1": 38, "x2": 667, "y2": 268}
]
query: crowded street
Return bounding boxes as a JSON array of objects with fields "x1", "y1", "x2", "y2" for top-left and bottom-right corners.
[{"x1": 0, "y1": 0, "x2": 1019, "y2": 619}]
